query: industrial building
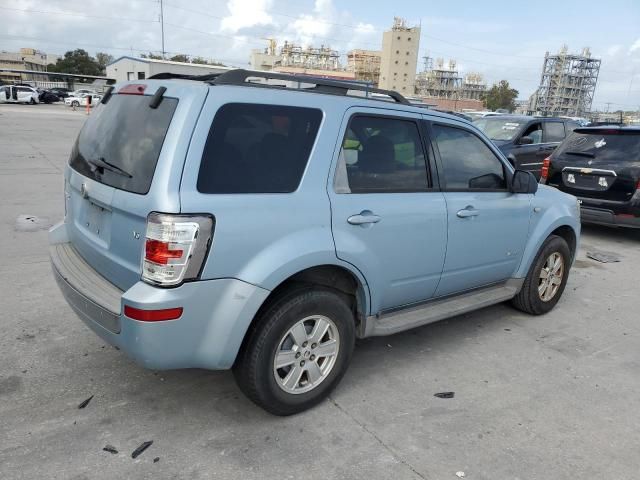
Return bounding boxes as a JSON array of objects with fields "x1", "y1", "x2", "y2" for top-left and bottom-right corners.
[
  {"x1": 105, "y1": 56, "x2": 233, "y2": 83},
  {"x1": 346, "y1": 49, "x2": 381, "y2": 85},
  {"x1": 416, "y1": 58, "x2": 487, "y2": 101},
  {"x1": 0, "y1": 48, "x2": 59, "y2": 84},
  {"x1": 529, "y1": 46, "x2": 601, "y2": 117},
  {"x1": 378, "y1": 17, "x2": 421, "y2": 94},
  {"x1": 249, "y1": 40, "x2": 356, "y2": 80}
]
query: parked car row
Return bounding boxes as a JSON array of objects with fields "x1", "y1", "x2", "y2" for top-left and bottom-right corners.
[{"x1": 0, "y1": 85, "x2": 100, "y2": 106}]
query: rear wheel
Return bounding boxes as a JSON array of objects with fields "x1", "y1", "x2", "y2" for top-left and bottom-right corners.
[
  {"x1": 233, "y1": 287, "x2": 355, "y2": 415},
  {"x1": 511, "y1": 235, "x2": 571, "y2": 315}
]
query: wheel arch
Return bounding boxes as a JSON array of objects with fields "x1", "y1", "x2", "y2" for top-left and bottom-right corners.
[
  {"x1": 235, "y1": 264, "x2": 370, "y2": 365},
  {"x1": 515, "y1": 216, "x2": 580, "y2": 278}
]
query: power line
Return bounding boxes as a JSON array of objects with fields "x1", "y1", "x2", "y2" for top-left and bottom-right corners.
[{"x1": 0, "y1": 6, "x2": 158, "y2": 24}]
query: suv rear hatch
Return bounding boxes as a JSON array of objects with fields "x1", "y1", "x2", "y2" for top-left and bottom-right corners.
[
  {"x1": 545, "y1": 128, "x2": 640, "y2": 203},
  {"x1": 64, "y1": 81, "x2": 208, "y2": 291}
]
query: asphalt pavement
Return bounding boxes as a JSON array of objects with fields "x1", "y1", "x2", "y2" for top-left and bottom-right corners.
[{"x1": 1, "y1": 103, "x2": 639, "y2": 479}]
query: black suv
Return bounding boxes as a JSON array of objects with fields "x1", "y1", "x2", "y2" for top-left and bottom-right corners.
[
  {"x1": 474, "y1": 115, "x2": 580, "y2": 178},
  {"x1": 541, "y1": 126, "x2": 640, "y2": 228}
]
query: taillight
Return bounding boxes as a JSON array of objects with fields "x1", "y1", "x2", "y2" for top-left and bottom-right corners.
[
  {"x1": 119, "y1": 84, "x2": 147, "y2": 95},
  {"x1": 141, "y1": 212, "x2": 214, "y2": 287},
  {"x1": 540, "y1": 156, "x2": 551, "y2": 183}
]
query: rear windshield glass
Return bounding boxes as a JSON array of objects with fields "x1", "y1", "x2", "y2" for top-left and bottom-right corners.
[
  {"x1": 556, "y1": 131, "x2": 640, "y2": 163},
  {"x1": 197, "y1": 103, "x2": 322, "y2": 194},
  {"x1": 474, "y1": 118, "x2": 523, "y2": 141},
  {"x1": 69, "y1": 94, "x2": 178, "y2": 194}
]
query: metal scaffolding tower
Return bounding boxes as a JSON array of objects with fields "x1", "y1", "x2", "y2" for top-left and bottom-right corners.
[
  {"x1": 530, "y1": 46, "x2": 601, "y2": 117},
  {"x1": 416, "y1": 58, "x2": 486, "y2": 100}
]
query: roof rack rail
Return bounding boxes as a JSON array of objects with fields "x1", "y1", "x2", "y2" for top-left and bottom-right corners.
[
  {"x1": 209, "y1": 69, "x2": 410, "y2": 105},
  {"x1": 148, "y1": 72, "x2": 223, "y2": 81}
]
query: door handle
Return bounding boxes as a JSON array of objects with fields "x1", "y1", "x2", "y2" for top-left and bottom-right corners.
[
  {"x1": 457, "y1": 206, "x2": 480, "y2": 218},
  {"x1": 347, "y1": 211, "x2": 381, "y2": 225}
]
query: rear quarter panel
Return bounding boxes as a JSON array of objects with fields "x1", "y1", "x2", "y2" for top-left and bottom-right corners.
[{"x1": 179, "y1": 86, "x2": 371, "y2": 309}]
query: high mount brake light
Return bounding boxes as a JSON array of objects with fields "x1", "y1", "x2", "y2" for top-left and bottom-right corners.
[
  {"x1": 119, "y1": 84, "x2": 147, "y2": 95},
  {"x1": 141, "y1": 213, "x2": 214, "y2": 287}
]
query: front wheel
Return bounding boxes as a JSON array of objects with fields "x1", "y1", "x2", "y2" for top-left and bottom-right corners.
[
  {"x1": 30, "y1": 97, "x2": 36, "y2": 105},
  {"x1": 233, "y1": 287, "x2": 355, "y2": 415},
  {"x1": 71, "y1": 100, "x2": 79, "y2": 107},
  {"x1": 511, "y1": 235, "x2": 571, "y2": 315}
]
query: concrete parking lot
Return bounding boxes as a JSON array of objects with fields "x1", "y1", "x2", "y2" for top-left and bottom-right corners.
[{"x1": 1, "y1": 103, "x2": 639, "y2": 479}]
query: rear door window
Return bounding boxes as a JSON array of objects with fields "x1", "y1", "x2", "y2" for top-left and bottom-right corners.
[
  {"x1": 197, "y1": 103, "x2": 322, "y2": 194},
  {"x1": 543, "y1": 122, "x2": 566, "y2": 143},
  {"x1": 69, "y1": 94, "x2": 178, "y2": 194},
  {"x1": 334, "y1": 115, "x2": 429, "y2": 193}
]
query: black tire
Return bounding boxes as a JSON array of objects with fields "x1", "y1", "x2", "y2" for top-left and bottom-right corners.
[
  {"x1": 511, "y1": 235, "x2": 571, "y2": 315},
  {"x1": 71, "y1": 100, "x2": 79, "y2": 107},
  {"x1": 233, "y1": 287, "x2": 355, "y2": 416},
  {"x1": 29, "y1": 97, "x2": 36, "y2": 105}
]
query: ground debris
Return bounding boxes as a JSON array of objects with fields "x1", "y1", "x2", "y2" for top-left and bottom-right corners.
[
  {"x1": 103, "y1": 445, "x2": 118, "y2": 454},
  {"x1": 456, "y1": 472, "x2": 465, "y2": 478},
  {"x1": 153, "y1": 457, "x2": 160, "y2": 463},
  {"x1": 434, "y1": 392, "x2": 455, "y2": 399},
  {"x1": 131, "y1": 441, "x2": 153, "y2": 459},
  {"x1": 77, "y1": 395, "x2": 94, "y2": 409},
  {"x1": 586, "y1": 250, "x2": 621, "y2": 263}
]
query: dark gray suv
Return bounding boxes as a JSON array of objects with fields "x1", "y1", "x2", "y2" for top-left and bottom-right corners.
[{"x1": 475, "y1": 116, "x2": 580, "y2": 178}]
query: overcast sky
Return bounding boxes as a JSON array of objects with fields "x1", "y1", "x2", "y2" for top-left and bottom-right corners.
[{"x1": 1, "y1": 0, "x2": 639, "y2": 110}]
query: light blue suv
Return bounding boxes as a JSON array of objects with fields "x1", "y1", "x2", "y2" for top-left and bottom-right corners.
[{"x1": 49, "y1": 70, "x2": 580, "y2": 415}]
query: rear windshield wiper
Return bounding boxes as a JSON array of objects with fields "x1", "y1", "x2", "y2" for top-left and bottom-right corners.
[
  {"x1": 87, "y1": 157, "x2": 132, "y2": 178},
  {"x1": 564, "y1": 151, "x2": 595, "y2": 158}
]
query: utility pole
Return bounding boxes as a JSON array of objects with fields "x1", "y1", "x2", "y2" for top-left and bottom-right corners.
[{"x1": 160, "y1": 0, "x2": 166, "y2": 59}]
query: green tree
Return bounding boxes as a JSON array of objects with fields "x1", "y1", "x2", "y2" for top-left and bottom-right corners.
[
  {"x1": 191, "y1": 56, "x2": 226, "y2": 66},
  {"x1": 169, "y1": 54, "x2": 190, "y2": 63},
  {"x1": 95, "y1": 52, "x2": 114, "y2": 73},
  {"x1": 482, "y1": 80, "x2": 519, "y2": 112},
  {"x1": 47, "y1": 49, "x2": 103, "y2": 76},
  {"x1": 140, "y1": 52, "x2": 163, "y2": 60}
]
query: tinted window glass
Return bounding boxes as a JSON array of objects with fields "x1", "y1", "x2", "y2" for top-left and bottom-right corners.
[
  {"x1": 69, "y1": 94, "x2": 178, "y2": 194},
  {"x1": 544, "y1": 122, "x2": 565, "y2": 142},
  {"x1": 433, "y1": 124, "x2": 506, "y2": 190},
  {"x1": 336, "y1": 116, "x2": 428, "y2": 193},
  {"x1": 522, "y1": 123, "x2": 543, "y2": 144},
  {"x1": 197, "y1": 103, "x2": 321, "y2": 194},
  {"x1": 474, "y1": 118, "x2": 523, "y2": 141},
  {"x1": 556, "y1": 131, "x2": 640, "y2": 164}
]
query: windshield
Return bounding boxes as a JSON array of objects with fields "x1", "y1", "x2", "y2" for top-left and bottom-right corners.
[
  {"x1": 474, "y1": 118, "x2": 523, "y2": 141},
  {"x1": 556, "y1": 130, "x2": 640, "y2": 164},
  {"x1": 69, "y1": 94, "x2": 178, "y2": 194}
]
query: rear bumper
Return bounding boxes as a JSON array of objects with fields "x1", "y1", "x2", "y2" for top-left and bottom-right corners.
[
  {"x1": 49, "y1": 222, "x2": 270, "y2": 370},
  {"x1": 580, "y1": 206, "x2": 640, "y2": 228}
]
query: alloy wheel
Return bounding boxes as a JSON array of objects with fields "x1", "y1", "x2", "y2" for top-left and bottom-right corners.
[
  {"x1": 538, "y1": 252, "x2": 564, "y2": 302},
  {"x1": 273, "y1": 315, "x2": 340, "y2": 395}
]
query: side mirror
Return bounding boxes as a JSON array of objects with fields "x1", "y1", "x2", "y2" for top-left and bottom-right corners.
[
  {"x1": 511, "y1": 170, "x2": 538, "y2": 194},
  {"x1": 518, "y1": 136, "x2": 534, "y2": 145}
]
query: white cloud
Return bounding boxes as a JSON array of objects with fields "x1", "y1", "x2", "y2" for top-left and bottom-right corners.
[
  {"x1": 630, "y1": 38, "x2": 640, "y2": 54},
  {"x1": 607, "y1": 45, "x2": 622, "y2": 56},
  {"x1": 221, "y1": 0, "x2": 274, "y2": 33}
]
